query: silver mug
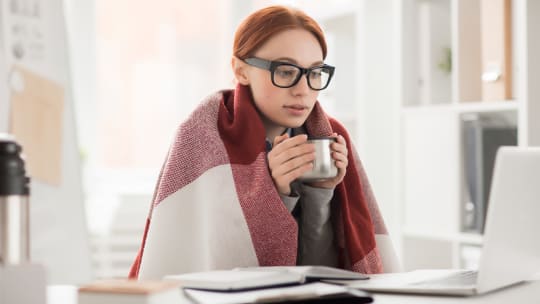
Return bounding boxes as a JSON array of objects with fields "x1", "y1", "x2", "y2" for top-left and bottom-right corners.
[{"x1": 298, "y1": 137, "x2": 338, "y2": 181}]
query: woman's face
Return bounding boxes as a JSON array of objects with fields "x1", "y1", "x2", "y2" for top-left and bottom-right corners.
[{"x1": 240, "y1": 29, "x2": 324, "y2": 139}]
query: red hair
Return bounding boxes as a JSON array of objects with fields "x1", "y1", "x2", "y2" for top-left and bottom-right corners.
[{"x1": 233, "y1": 5, "x2": 327, "y2": 60}]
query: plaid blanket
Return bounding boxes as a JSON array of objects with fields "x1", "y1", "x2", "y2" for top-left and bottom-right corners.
[{"x1": 129, "y1": 84, "x2": 395, "y2": 279}]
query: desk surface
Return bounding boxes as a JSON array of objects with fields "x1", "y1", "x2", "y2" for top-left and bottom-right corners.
[{"x1": 49, "y1": 279, "x2": 540, "y2": 304}]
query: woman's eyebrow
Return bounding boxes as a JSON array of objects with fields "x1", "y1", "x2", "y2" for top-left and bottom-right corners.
[{"x1": 274, "y1": 57, "x2": 324, "y2": 67}]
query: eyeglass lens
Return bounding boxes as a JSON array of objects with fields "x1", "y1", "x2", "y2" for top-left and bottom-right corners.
[{"x1": 273, "y1": 65, "x2": 331, "y2": 90}]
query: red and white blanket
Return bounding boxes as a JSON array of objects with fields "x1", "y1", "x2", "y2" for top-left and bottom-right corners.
[{"x1": 129, "y1": 84, "x2": 399, "y2": 279}]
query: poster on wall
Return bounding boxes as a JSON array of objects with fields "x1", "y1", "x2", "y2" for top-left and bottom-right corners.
[
  {"x1": 5, "y1": 0, "x2": 46, "y2": 64},
  {"x1": 9, "y1": 65, "x2": 64, "y2": 185},
  {"x1": 2, "y1": 0, "x2": 65, "y2": 184}
]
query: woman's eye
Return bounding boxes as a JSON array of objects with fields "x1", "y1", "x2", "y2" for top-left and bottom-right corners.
[
  {"x1": 276, "y1": 68, "x2": 297, "y2": 78},
  {"x1": 309, "y1": 70, "x2": 322, "y2": 79}
]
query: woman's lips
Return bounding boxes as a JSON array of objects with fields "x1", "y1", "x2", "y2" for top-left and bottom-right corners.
[{"x1": 284, "y1": 105, "x2": 308, "y2": 116}]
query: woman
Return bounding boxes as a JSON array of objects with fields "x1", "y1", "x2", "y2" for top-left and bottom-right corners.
[{"x1": 129, "y1": 5, "x2": 399, "y2": 280}]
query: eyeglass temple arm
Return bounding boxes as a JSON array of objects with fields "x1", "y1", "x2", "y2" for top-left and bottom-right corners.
[{"x1": 244, "y1": 58, "x2": 272, "y2": 70}]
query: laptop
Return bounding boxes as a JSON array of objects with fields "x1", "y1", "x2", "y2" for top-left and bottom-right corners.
[{"x1": 341, "y1": 146, "x2": 540, "y2": 296}]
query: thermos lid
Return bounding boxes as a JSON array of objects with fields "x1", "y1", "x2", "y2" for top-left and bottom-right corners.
[{"x1": 0, "y1": 136, "x2": 30, "y2": 195}]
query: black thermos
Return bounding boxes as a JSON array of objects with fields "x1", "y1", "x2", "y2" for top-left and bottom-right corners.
[{"x1": 0, "y1": 135, "x2": 31, "y2": 265}]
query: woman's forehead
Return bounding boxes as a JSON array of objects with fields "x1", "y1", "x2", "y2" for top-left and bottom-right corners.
[{"x1": 254, "y1": 29, "x2": 324, "y2": 65}]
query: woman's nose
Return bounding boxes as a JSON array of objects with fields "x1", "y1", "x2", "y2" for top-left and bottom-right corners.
[{"x1": 291, "y1": 73, "x2": 311, "y2": 95}]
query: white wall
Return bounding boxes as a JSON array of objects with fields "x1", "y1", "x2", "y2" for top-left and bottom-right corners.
[
  {"x1": 64, "y1": 0, "x2": 97, "y2": 171},
  {"x1": 357, "y1": 0, "x2": 401, "y2": 245}
]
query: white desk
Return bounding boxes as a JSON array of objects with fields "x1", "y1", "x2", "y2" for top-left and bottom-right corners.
[{"x1": 48, "y1": 279, "x2": 540, "y2": 304}]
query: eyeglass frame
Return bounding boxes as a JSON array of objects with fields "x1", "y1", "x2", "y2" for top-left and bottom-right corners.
[{"x1": 243, "y1": 57, "x2": 335, "y2": 91}]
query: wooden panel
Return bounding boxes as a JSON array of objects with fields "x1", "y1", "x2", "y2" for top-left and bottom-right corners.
[
  {"x1": 481, "y1": 0, "x2": 513, "y2": 101},
  {"x1": 454, "y1": 0, "x2": 482, "y2": 102}
]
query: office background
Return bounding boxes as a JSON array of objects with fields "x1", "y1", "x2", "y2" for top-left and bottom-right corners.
[{"x1": 2, "y1": 0, "x2": 538, "y2": 283}]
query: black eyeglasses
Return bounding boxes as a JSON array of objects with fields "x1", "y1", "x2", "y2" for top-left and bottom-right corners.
[{"x1": 244, "y1": 57, "x2": 335, "y2": 91}]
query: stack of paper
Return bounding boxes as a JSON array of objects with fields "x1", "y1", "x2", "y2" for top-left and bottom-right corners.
[{"x1": 164, "y1": 266, "x2": 372, "y2": 303}]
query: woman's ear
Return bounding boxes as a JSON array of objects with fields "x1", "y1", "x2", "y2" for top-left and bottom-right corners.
[{"x1": 231, "y1": 57, "x2": 250, "y2": 85}]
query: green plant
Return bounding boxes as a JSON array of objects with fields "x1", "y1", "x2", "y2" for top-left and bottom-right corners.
[{"x1": 438, "y1": 47, "x2": 452, "y2": 74}]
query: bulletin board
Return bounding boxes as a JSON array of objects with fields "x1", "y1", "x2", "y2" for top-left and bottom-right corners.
[{"x1": 0, "y1": 0, "x2": 92, "y2": 284}]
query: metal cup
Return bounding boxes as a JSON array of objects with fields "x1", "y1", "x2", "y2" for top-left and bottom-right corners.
[{"x1": 298, "y1": 137, "x2": 338, "y2": 181}]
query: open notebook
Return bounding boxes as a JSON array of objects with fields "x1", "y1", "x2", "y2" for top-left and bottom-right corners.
[
  {"x1": 164, "y1": 266, "x2": 372, "y2": 304},
  {"x1": 332, "y1": 147, "x2": 540, "y2": 296},
  {"x1": 164, "y1": 266, "x2": 367, "y2": 291}
]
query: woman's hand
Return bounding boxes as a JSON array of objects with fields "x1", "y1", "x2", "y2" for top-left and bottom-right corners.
[
  {"x1": 267, "y1": 134, "x2": 315, "y2": 195},
  {"x1": 308, "y1": 133, "x2": 348, "y2": 189}
]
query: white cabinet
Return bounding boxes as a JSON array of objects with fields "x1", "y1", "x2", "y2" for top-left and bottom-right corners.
[
  {"x1": 399, "y1": 0, "x2": 540, "y2": 270},
  {"x1": 402, "y1": 108, "x2": 460, "y2": 237}
]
